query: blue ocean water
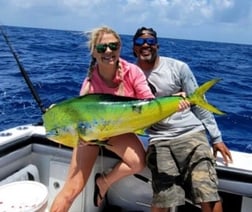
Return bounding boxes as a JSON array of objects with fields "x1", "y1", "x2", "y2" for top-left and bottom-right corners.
[{"x1": 0, "y1": 26, "x2": 251, "y2": 153}]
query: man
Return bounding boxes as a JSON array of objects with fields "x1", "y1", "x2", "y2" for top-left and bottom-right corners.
[{"x1": 132, "y1": 27, "x2": 233, "y2": 212}]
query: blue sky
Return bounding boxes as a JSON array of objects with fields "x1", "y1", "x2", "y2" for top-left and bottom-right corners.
[{"x1": 0, "y1": 0, "x2": 251, "y2": 45}]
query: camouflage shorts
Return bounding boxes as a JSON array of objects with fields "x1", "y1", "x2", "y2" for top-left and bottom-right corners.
[{"x1": 146, "y1": 131, "x2": 220, "y2": 208}]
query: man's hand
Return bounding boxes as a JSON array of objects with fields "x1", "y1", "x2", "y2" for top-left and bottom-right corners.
[
  {"x1": 213, "y1": 142, "x2": 233, "y2": 165},
  {"x1": 173, "y1": 92, "x2": 190, "y2": 111}
]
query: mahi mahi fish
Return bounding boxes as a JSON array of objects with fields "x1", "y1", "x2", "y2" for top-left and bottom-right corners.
[{"x1": 42, "y1": 78, "x2": 225, "y2": 147}]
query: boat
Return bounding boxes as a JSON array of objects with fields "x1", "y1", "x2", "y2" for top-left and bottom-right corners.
[
  {"x1": 1, "y1": 26, "x2": 251, "y2": 212},
  {"x1": 0, "y1": 124, "x2": 251, "y2": 212}
]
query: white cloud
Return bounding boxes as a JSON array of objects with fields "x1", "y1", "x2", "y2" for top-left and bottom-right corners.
[{"x1": 0, "y1": 0, "x2": 251, "y2": 44}]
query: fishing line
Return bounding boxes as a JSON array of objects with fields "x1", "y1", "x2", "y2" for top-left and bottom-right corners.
[{"x1": 0, "y1": 26, "x2": 47, "y2": 114}]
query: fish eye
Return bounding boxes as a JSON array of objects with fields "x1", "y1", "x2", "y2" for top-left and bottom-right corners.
[{"x1": 51, "y1": 128, "x2": 60, "y2": 136}]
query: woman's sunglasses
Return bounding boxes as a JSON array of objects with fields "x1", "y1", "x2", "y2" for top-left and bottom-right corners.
[
  {"x1": 95, "y1": 42, "x2": 120, "y2": 53},
  {"x1": 134, "y1": 37, "x2": 157, "y2": 46}
]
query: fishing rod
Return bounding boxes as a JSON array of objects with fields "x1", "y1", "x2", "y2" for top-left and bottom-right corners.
[{"x1": 0, "y1": 26, "x2": 47, "y2": 114}]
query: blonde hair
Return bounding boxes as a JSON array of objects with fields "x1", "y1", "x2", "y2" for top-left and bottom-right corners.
[{"x1": 82, "y1": 26, "x2": 124, "y2": 95}]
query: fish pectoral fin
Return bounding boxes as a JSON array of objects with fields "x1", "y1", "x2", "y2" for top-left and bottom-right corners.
[
  {"x1": 89, "y1": 139, "x2": 112, "y2": 146},
  {"x1": 135, "y1": 128, "x2": 148, "y2": 136}
]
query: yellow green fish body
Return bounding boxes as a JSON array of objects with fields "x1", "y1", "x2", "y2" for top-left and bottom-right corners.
[{"x1": 43, "y1": 79, "x2": 225, "y2": 147}]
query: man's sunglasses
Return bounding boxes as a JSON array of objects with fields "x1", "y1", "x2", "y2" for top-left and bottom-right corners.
[
  {"x1": 95, "y1": 42, "x2": 120, "y2": 53},
  {"x1": 134, "y1": 37, "x2": 157, "y2": 46}
]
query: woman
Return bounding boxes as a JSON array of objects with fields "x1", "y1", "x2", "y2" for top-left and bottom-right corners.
[{"x1": 50, "y1": 26, "x2": 155, "y2": 211}]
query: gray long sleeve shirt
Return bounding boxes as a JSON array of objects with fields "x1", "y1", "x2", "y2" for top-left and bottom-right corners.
[{"x1": 145, "y1": 56, "x2": 223, "y2": 145}]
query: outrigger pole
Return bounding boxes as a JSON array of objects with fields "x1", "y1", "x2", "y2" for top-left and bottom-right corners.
[{"x1": 0, "y1": 26, "x2": 47, "y2": 114}]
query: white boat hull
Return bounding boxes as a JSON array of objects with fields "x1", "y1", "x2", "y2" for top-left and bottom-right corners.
[{"x1": 0, "y1": 125, "x2": 251, "y2": 212}]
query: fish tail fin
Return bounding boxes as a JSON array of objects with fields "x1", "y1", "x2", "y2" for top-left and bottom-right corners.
[{"x1": 188, "y1": 78, "x2": 225, "y2": 115}]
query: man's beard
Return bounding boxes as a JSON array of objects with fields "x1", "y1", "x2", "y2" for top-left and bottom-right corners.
[{"x1": 140, "y1": 53, "x2": 156, "y2": 63}]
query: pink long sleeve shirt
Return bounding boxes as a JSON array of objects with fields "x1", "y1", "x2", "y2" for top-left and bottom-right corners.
[{"x1": 80, "y1": 58, "x2": 154, "y2": 99}]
